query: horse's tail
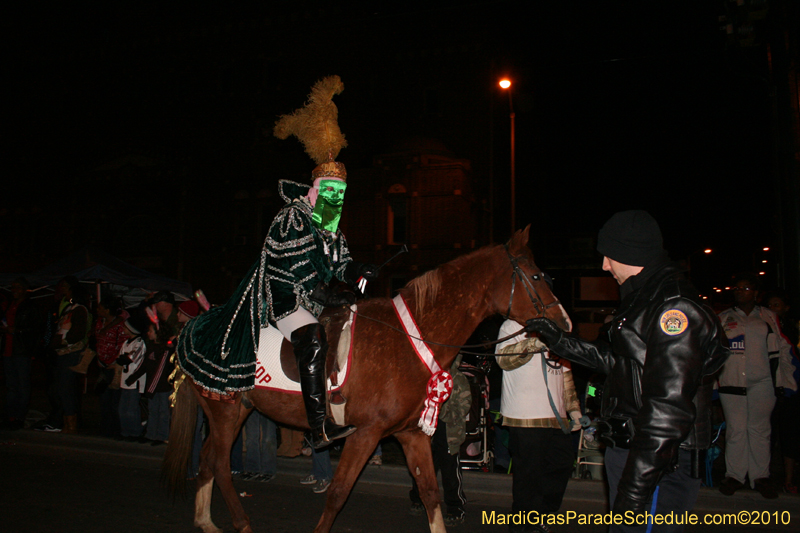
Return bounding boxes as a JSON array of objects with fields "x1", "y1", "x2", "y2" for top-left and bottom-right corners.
[{"x1": 161, "y1": 368, "x2": 197, "y2": 497}]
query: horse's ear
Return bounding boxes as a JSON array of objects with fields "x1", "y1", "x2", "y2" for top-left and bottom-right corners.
[{"x1": 507, "y1": 225, "x2": 531, "y2": 252}]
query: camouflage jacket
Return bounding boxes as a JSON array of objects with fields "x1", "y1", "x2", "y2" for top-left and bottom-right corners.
[{"x1": 439, "y1": 359, "x2": 472, "y2": 455}]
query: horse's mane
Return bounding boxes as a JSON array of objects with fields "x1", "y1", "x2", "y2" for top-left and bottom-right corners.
[
  {"x1": 406, "y1": 269, "x2": 441, "y2": 316},
  {"x1": 404, "y1": 245, "x2": 498, "y2": 316}
]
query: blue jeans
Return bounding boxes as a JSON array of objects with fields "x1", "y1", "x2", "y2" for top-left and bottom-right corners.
[
  {"x1": 57, "y1": 351, "x2": 82, "y2": 417},
  {"x1": 4, "y1": 356, "x2": 32, "y2": 421},
  {"x1": 145, "y1": 392, "x2": 171, "y2": 441},
  {"x1": 191, "y1": 407, "x2": 205, "y2": 475},
  {"x1": 231, "y1": 429, "x2": 244, "y2": 472},
  {"x1": 244, "y1": 411, "x2": 277, "y2": 475},
  {"x1": 119, "y1": 389, "x2": 142, "y2": 437},
  {"x1": 311, "y1": 447, "x2": 333, "y2": 481},
  {"x1": 99, "y1": 367, "x2": 121, "y2": 437}
]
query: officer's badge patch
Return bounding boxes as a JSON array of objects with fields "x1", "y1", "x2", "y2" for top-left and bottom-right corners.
[{"x1": 659, "y1": 309, "x2": 688, "y2": 335}]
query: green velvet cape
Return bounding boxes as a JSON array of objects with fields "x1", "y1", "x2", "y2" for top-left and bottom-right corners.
[{"x1": 176, "y1": 180, "x2": 352, "y2": 393}]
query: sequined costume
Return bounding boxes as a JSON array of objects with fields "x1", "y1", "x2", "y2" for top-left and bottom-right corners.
[{"x1": 176, "y1": 179, "x2": 352, "y2": 393}]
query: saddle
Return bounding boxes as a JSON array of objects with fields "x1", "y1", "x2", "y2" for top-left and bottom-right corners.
[{"x1": 278, "y1": 306, "x2": 352, "y2": 386}]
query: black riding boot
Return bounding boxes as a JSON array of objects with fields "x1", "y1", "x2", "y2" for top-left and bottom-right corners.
[{"x1": 291, "y1": 323, "x2": 356, "y2": 449}]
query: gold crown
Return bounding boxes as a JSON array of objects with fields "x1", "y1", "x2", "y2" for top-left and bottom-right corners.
[{"x1": 311, "y1": 161, "x2": 347, "y2": 180}]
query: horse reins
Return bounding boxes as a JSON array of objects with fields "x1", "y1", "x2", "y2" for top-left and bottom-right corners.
[{"x1": 353, "y1": 245, "x2": 561, "y2": 358}]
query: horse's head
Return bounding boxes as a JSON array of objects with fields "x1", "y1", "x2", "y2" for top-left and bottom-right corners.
[{"x1": 494, "y1": 225, "x2": 572, "y2": 332}]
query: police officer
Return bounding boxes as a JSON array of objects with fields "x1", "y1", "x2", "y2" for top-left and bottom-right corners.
[{"x1": 526, "y1": 210, "x2": 729, "y2": 533}]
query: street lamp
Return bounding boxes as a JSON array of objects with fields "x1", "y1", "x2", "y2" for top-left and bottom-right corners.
[{"x1": 499, "y1": 78, "x2": 515, "y2": 235}]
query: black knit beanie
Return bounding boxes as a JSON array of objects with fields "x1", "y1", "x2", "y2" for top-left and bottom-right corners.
[{"x1": 597, "y1": 210, "x2": 664, "y2": 267}]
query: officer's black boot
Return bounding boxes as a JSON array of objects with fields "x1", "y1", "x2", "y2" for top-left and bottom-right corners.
[{"x1": 291, "y1": 323, "x2": 356, "y2": 449}]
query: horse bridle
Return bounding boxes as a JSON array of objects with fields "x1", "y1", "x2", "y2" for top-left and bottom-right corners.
[
  {"x1": 503, "y1": 243, "x2": 562, "y2": 322},
  {"x1": 352, "y1": 245, "x2": 564, "y2": 354}
]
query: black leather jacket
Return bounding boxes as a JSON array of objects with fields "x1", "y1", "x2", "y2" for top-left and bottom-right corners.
[{"x1": 548, "y1": 260, "x2": 729, "y2": 512}]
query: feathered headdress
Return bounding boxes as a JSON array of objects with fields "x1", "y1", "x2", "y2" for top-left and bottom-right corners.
[{"x1": 274, "y1": 76, "x2": 348, "y2": 180}]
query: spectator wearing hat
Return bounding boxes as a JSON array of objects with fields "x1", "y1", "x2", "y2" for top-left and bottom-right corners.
[
  {"x1": 526, "y1": 210, "x2": 730, "y2": 533},
  {"x1": 117, "y1": 311, "x2": 150, "y2": 441},
  {"x1": 1, "y1": 277, "x2": 41, "y2": 430},
  {"x1": 148, "y1": 291, "x2": 179, "y2": 340},
  {"x1": 177, "y1": 300, "x2": 200, "y2": 326}
]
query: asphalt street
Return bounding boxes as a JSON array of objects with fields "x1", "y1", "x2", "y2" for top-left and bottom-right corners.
[{"x1": 1, "y1": 430, "x2": 798, "y2": 533}]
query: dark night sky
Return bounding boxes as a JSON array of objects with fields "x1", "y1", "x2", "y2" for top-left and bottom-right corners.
[{"x1": 4, "y1": 1, "x2": 781, "y2": 293}]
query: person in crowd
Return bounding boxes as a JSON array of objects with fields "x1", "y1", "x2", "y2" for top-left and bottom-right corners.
[
  {"x1": 148, "y1": 291, "x2": 179, "y2": 340},
  {"x1": 92, "y1": 297, "x2": 129, "y2": 438},
  {"x1": 300, "y1": 445, "x2": 335, "y2": 494},
  {"x1": 368, "y1": 443, "x2": 383, "y2": 466},
  {"x1": 176, "y1": 76, "x2": 378, "y2": 450},
  {"x1": 277, "y1": 426, "x2": 305, "y2": 458},
  {"x1": 117, "y1": 311, "x2": 149, "y2": 441},
  {"x1": 125, "y1": 314, "x2": 175, "y2": 445},
  {"x1": 1, "y1": 277, "x2": 41, "y2": 430},
  {"x1": 716, "y1": 274, "x2": 796, "y2": 499},
  {"x1": 526, "y1": 210, "x2": 729, "y2": 533},
  {"x1": 409, "y1": 355, "x2": 472, "y2": 526},
  {"x1": 495, "y1": 317, "x2": 585, "y2": 533},
  {"x1": 43, "y1": 276, "x2": 91, "y2": 433},
  {"x1": 240, "y1": 410, "x2": 278, "y2": 482},
  {"x1": 766, "y1": 290, "x2": 800, "y2": 493}
]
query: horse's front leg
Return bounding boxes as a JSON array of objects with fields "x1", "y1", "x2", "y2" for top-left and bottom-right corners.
[
  {"x1": 313, "y1": 429, "x2": 382, "y2": 533},
  {"x1": 203, "y1": 399, "x2": 254, "y2": 533},
  {"x1": 396, "y1": 429, "x2": 447, "y2": 533}
]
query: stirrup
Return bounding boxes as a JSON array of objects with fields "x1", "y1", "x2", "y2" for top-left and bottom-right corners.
[{"x1": 312, "y1": 419, "x2": 357, "y2": 449}]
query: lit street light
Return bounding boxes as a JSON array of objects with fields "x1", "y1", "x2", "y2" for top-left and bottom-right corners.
[{"x1": 499, "y1": 78, "x2": 515, "y2": 235}]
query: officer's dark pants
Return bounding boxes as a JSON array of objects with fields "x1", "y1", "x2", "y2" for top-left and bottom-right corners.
[
  {"x1": 508, "y1": 426, "x2": 574, "y2": 515},
  {"x1": 409, "y1": 420, "x2": 466, "y2": 516},
  {"x1": 605, "y1": 447, "x2": 701, "y2": 533}
]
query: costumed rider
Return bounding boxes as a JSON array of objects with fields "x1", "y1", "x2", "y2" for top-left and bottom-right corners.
[{"x1": 176, "y1": 76, "x2": 378, "y2": 449}]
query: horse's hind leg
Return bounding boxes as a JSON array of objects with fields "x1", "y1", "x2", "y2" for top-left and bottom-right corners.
[
  {"x1": 396, "y1": 429, "x2": 447, "y2": 533},
  {"x1": 192, "y1": 394, "x2": 222, "y2": 533},
  {"x1": 195, "y1": 397, "x2": 254, "y2": 533},
  {"x1": 313, "y1": 429, "x2": 382, "y2": 533}
]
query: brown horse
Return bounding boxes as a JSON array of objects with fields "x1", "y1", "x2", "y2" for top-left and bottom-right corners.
[{"x1": 162, "y1": 226, "x2": 572, "y2": 533}]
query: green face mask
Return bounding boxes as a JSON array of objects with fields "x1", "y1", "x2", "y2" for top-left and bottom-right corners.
[{"x1": 312, "y1": 179, "x2": 347, "y2": 232}]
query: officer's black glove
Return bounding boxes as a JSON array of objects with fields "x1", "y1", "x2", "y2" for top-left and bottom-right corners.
[
  {"x1": 344, "y1": 262, "x2": 380, "y2": 286},
  {"x1": 523, "y1": 317, "x2": 564, "y2": 347},
  {"x1": 116, "y1": 355, "x2": 132, "y2": 367}
]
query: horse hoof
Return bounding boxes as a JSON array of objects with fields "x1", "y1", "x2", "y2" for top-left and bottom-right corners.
[{"x1": 195, "y1": 521, "x2": 223, "y2": 533}]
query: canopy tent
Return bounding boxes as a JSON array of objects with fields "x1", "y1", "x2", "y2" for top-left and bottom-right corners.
[{"x1": 0, "y1": 247, "x2": 192, "y2": 306}]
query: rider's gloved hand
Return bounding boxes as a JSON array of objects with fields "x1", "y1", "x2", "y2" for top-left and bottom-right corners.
[
  {"x1": 523, "y1": 317, "x2": 563, "y2": 347},
  {"x1": 344, "y1": 262, "x2": 379, "y2": 286},
  {"x1": 324, "y1": 291, "x2": 356, "y2": 307},
  {"x1": 309, "y1": 281, "x2": 356, "y2": 308}
]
